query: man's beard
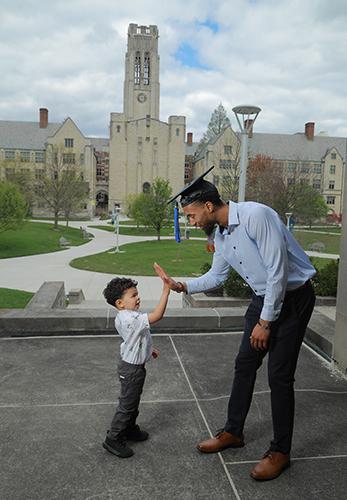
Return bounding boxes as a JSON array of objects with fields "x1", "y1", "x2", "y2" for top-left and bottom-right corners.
[{"x1": 203, "y1": 222, "x2": 216, "y2": 237}]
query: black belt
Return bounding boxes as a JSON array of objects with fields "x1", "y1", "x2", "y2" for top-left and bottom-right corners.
[{"x1": 285, "y1": 279, "x2": 312, "y2": 296}]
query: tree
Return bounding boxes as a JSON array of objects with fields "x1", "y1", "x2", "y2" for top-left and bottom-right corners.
[
  {"x1": 123, "y1": 193, "x2": 147, "y2": 229},
  {"x1": 246, "y1": 154, "x2": 284, "y2": 207},
  {"x1": 140, "y1": 178, "x2": 173, "y2": 241},
  {"x1": 0, "y1": 158, "x2": 36, "y2": 213},
  {"x1": 0, "y1": 182, "x2": 28, "y2": 235},
  {"x1": 294, "y1": 185, "x2": 329, "y2": 226},
  {"x1": 36, "y1": 145, "x2": 88, "y2": 230},
  {"x1": 213, "y1": 129, "x2": 241, "y2": 202},
  {"x1": 197, "y1": 103, "x2": 231, "y2": 153}
]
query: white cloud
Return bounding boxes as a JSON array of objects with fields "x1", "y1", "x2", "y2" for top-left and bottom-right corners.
[{"x1": 0, "y1": 0, "x2": 346, "y2": 139}]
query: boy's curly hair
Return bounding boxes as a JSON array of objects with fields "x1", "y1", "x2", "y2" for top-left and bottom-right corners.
[{"x1": 103, "y1": 277, "x2": 138, "y2": 307}]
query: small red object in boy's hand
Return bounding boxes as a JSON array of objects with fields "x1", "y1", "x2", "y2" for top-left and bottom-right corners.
[{"x1": 152, "y1": 348, "x2": 158, "y2": 358}]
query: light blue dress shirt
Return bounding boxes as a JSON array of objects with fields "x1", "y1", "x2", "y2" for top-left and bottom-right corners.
[{"x1": 187, "y1": 201, "x2": 316, "y2": 322}]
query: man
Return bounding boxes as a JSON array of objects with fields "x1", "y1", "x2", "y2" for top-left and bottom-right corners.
[{"x1": 155, "y1": 167, "x2": 316, "y2": 480}]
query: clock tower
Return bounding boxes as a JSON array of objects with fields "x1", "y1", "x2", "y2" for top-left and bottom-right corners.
[
  {"x1": 123, "y1": 24, "x2": 160, "y2": 120},
  {"x1": 109, "y1": 24, "x2": 185, "y2": 208}
]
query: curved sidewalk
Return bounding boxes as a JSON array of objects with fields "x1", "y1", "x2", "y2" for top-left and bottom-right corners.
[{"x1": 0, "y1": 219, "x2": 189, "y2": 309}]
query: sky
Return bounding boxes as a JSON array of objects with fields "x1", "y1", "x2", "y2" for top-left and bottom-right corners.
[{"x1": 1, "y1": 0, "x2": 347, "y2": 141}]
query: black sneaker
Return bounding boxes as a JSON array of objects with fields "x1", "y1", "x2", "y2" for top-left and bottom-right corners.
[
  {"x1": 124, "y1": 425, "x2": 149, "y2": 441},
  {"x1": 102, "y1": 435, "x2": 134, "y2": 458}
]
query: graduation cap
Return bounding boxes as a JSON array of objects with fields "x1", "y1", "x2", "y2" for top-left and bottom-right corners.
[{"x1": 167, "y1": 166, "x2": 218, "y2": 206}]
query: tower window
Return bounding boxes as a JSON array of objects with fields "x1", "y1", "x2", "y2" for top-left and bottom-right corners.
[
  {"x1": 176, "y1": 128, "x2": 179, "y2": 136},
  {"x1": 144, "y1": 53, "x2": 150, "y2": 85},
  {"x1": 143, "y1": 182, "x2": 150, "y2": 193},
  {"x1": 117, "y1": 125, "x2": 121, "y2": 133},
  {"x1": 135, "y1": 52, "x2": 141, "y2": 85}
]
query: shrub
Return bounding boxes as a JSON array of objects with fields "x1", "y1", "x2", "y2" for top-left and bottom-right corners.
[
  {"x1": 311, "y1": 258, "x2": 339, "y2": 296},
  {"x1": 200, "y1": 262, "x2": 253, "y2": 298}
]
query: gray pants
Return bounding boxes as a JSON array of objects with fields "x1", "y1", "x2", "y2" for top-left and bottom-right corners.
[{"x1": 108, "y1": 358, "x2": 146, "y2": 439}]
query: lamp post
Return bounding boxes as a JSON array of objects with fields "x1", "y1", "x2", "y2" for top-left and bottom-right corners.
[
  {"x1": 232, "y1": 105, "x2": 261, "y2": 203},
  {"x1": 109, "y1": 206, "x2": 124, "y2": 254},
  {"x1": 285, "y1": 213, "x2": 292, "y2": 231}
]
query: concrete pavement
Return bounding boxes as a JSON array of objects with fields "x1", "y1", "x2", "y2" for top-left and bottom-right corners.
[{"x1": 1, "y1": 220, "x2": 346, "y2": 499}]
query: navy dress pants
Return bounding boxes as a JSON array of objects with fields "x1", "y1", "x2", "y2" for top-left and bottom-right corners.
[{"x1": 224, "y1": 285, "x2": 315, "y2": 454}]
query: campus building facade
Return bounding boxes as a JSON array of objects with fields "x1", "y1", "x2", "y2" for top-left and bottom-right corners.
[
  {"x1": 192, "y1": 122, "x2": 346, "y2": 216},
  {"x1": 108, "y1": 24, "x2": 186, "y2": 208}
]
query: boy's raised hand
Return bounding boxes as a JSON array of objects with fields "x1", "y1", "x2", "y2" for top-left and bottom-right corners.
[
  {"x1": 152, "y1": 348, "x2": 158, "y2": 358},
  {"x1": 154, "y1": 262, "x2": 175, "y2": 288}
]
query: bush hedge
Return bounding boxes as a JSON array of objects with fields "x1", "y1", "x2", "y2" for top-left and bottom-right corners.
[{"x1": 201, "y1": 258, "x2": 339, "y2": 298}]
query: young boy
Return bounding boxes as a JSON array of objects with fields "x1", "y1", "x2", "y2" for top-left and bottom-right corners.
[{"x1": 102, "y1": 271, "x2": 170, "y2": 458}]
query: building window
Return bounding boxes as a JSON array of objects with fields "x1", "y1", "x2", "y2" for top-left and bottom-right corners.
[
  {"x1": 301, "y1": 163, "x2": 310, "y2": 173},
  {"x1": 96, "y1": 167, "x2": 102, "y2": 177},
  {"x1": 330, "y1": 165, "x2": 336, "y2": 174},
  {"x1": 80, "y1": 154, "x2": 84, "y2": 165},
  {"x1": 117, "y1": 125, "x2": 121, "y2": 133},
  {"x1": 220, "y1": 159, "x2": 232, "y2": 169},
  {"x1": 143, "y1": 182, "x2": 150, "y2": 193},
  {"x1": 65, "y1": 138, "x2": 74, "y2": 148},
  {"x1": 35, "y1": 152, "x2": 45, "y2": 163},
  {"x1": 312, "y1": 180, "x2": 321, "y2": 190},
  {"x1": 184, "y1": 170, "x2": 189, "y2": 181},
  {"x1": 135, "y1": 52, "x2": 141, "y2": 85},
  {"x1": 329, "y1": 180, "x2": 335, "y2": 190},
  {"x1": 62, "y1": 153, "x2": 75, "y2": 164},
  {"x1": 5, "y1": 150, "x2": 15, "y2": 159},
  {"x1": 20, "y1": 151, "x2": 30, "y2": 162},
  {"x1": 288, "y1": 163, "x2": 297, "y2": 173},
  {"x1": 327, "y1": 196, "x2": 335, "y2": 205},
  {"x1": 313, "y1": 163, "x2": 322, "y2": 174},
  {"x1": 331, "y1": 153, "x2": 336, "y2": 159},
  {"x1": 213, "y1": 175, "x2": 219, "y2": 186},
  {"x1": 105, "y1": 159, "x2": 109, "y2": 165},
  {"x1": 224, "y1": 145, "x2": 232, "y2": 154},
  {"x1": 35, "y1": 169, "x2": 45, "y2": 180},
  {"x1": 144, "y1": 53, "x2": 150, "y2": 85}
]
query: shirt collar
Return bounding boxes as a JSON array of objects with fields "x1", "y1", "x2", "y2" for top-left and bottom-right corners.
[{"x1": 219, "y1": 201, "x2": 240, "y2": 235}]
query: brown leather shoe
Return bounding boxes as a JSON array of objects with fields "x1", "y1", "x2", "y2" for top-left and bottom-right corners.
[
  {"x1": 197, "y1": 429, "x2": 244, "y2": 453},
  {"x1": 250, "y1": 448, "x2": 290, "y2": 480}
]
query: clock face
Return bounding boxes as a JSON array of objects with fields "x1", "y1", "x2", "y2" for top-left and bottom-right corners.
[{"x1": 137, "y1": 92, "x2": 147, "y2": 103}]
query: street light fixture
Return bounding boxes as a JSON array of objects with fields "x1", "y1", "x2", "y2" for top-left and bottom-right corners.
[
  {"x1": 232, "y1": 105, "x2": 261, "y2": 203},
  {"x1": 285, "y1": 213, "x2": 292, "y2": 231},
  {"x1": 109, "y1": 206, "x2": 124, "y2": 254}
]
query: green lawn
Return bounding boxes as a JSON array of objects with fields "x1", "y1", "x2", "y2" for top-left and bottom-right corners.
[
  {"x1": 90, "y1": 224, "x2": 200, "y2": 238},
  {"x1": 0, "y1": 222, "x2": 91, "y2": 259},
  {"x1": 292, "y1": 230, "x2": 341, "y2": 255},
  {"x1": 70, "y1": 239, "x2": 214, "y2": 276},
  {"x1": 0, "y1": 288, "x2": 35, "y2": 309}
]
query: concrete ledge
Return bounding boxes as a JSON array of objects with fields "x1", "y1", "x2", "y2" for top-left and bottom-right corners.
[
  {"x1": 68, "y1": 288, "x2": 85, "y2": 305},
  {"x1": 305, "y1": 310, "x2": 335, "y2": 359},
  {"x1": 25, "y1": 282, "x2": 66, "y2": 310},
  {"x1": 183, "y1": 292, "x2": 336, "y2": 308},
  {"x1": 0, "y1": 306, "x2": 334, "y2": 362}
]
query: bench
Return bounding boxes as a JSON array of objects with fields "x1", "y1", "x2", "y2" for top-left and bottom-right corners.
[
  {"x1": 80, "y1": 226, "x2": 90, "y2": 239},
  {"x1": 308, "y1": 242, "x2": 325, "y2": 252},
  {"x1": 60, "y1": 236, "x2": 71, "y2": 248}
]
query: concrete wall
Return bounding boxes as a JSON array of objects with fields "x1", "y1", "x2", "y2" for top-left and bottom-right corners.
[{"x1": 333, "y1": 144, "x2": 347, "y2": 375}]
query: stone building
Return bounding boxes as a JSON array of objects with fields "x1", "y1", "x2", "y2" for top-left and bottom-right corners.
[
  {"x1": 108, "y1": 24, "x2": 186, "y2": 208},
  {"x1": 193, "y1": 122, "x2": 346, "y2": 216},
  {"x1": 0, "y1": 109, "x2": 96, "y2": 218}
]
